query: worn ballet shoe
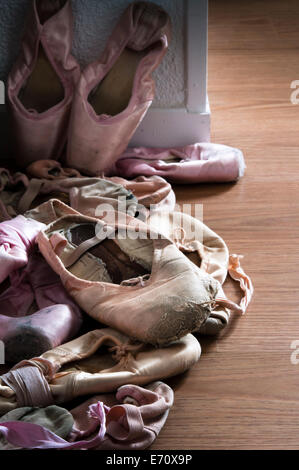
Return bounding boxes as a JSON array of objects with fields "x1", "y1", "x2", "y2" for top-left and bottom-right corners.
[
  {"x1": 36, "y1": 207, "x2": 220, "y2": 346},
  {"x1": 0, "y1": 328, "x2": 200, "y2": 416},
  {"x1": 108, "y1": 175, "x2": 175, "y2": 211},
  {"x1": 0, "y1": 246, "x2": 83, "y2": 363},
  {"x1": 7, "y1": 0, "x2": 80, "y2": 167},
  {"x1": 114, "y1": 142, "x2": 246, "y2": 183},
  {"x1": 66, "y1": 1, "x2": 171, "y2": 176},
  {"x1": 0, "y1": 168, "x2": 174, "y2": 222},
  {"x1": 146, "y1": 211, "x2": 253, "y2": 334},
  {"x1": 0, "y1": 304, "x2": 82, "y2": 364}
]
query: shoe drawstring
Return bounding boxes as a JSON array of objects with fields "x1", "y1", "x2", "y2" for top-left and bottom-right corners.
[
  {"x1": 109, "y1": 342, "x2": 144, "y2": 367},
  {"x1": 121, "y1": 274, "x2": 150, "y2": 287}
]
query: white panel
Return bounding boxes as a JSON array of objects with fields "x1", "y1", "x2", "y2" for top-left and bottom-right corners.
[
  {"x1": 0, "y1": 81, "x2": 5, "y2": 106},
  {"x1": 131, "y1": 0, "x2": 210, "y2": 146},
  {"x1": 187, "y1": 0, "x2": 208, "y2": 113},
  {"x1": 131, "y1": 101, "x2": 211, "y2": 147}
]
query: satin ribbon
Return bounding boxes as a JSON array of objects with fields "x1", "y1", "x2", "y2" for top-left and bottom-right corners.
[
  {"x1": 0, "y1": 401, "x2": 108, "y2": 450},
  {"x1": 0, "y1": 366, "x2": 54, "y2": 408},
  {"x1": 215, "y1": 254, "x2": 254, "y2": 315}
]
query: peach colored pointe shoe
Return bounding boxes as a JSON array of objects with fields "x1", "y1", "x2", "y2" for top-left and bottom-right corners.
[
  {"x1": 7, "y1": 0, "x2": 80, "y2": 168},
  {"x1": 36, "y1": 205, "x2": 220, "y2": 346},
  {"x1": 66, "y1": 1, "x2": 171, "y2": 176},
  {"x1": 0, "y1": 328, "x2": 200, "y2": 415}
]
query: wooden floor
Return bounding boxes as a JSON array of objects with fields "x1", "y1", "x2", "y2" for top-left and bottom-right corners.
[{"x1": 152, "y1": 0, "x2": 299, "y2": 450}]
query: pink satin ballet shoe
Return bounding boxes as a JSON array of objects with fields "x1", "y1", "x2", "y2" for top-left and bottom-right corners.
[
  {"x1": 0, "y1": 248, "x2": 83, "y2": 363},
  {"x1": 36, "y1": 208, "x2": 219, "y2": 346},
  {"x1": 7, "y1": 0, "x2": 80, "y2": 168},
  {"x1": 0, "y1": 304, "x2": 82, "y2": 364},
  {"x1": 114, "y1": 142, "x2": 246, "y2": 183},
  {"x1": 66, "y1": 1, "x2": 171, "y2": 176}
]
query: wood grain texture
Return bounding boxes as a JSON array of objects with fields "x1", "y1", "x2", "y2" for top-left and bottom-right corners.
[{"x1": 151, "y1": 0, "x2": 299, "y2": 450}]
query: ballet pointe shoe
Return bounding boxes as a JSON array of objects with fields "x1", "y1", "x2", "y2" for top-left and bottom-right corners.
[
  {"x1": 0, "y1": 304, "x2": 82, "y2": 363},
  {"x1": 7, "y1": 0, "x2": 80, "y2": 168},
  {"x1": 66, "y1": 1, "x2": 171, "y2": 176}
]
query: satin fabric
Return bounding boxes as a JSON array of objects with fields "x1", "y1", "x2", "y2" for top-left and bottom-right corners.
[
  {"x1": 7, "y1": 0, "x2": 80, "y2": 167},
  {"x1": 0, "y1": 248, "x2": 83, "y2": 363},
  {"x1": 146, "y1": 211, "x2": 253, "y2": 335},
  {"x1": 69, "y1": 381, "x2": 174, "y2": 450},
  {"x1": 22, "y1": 176, "x2": 174, "y2": 222},
  {"x1": 31, "y1": 199, "x2": 253, "y2": 337},
  {"x1": 0, "y1": 328, "x2": 200, "y2": 415},
  {"x1": 114, "y1": 142, "x2": 246, "y2": 183},
  {"x1": 66, "y1": 2, "x2": 171, "y2": 175},
  {"x1": 0, "y1": 215, "x2": 44, "y2": 283},
  {"x1": 0, "y1": 405, "x2": 74, "y2": 450},
  {"x1": 108, "y1": 175, "x2": 176, "y2": 212},
  {"x1": 0, "y1": 169, "x2": 30, "y2": 222},
  {"x1": 0, "y1": 168, "x2": 175, "y2": 221},
  {"x1": 36, "y1": 204, "x2": 220, "y2": 345},
  {"x1": 0, "y1": 382, "x2": 173, "y2": 450}
]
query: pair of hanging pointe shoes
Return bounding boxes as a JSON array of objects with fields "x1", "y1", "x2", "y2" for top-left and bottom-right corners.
[{"x1": 8, "y1": 0, "x2": 171, "y2": 175}]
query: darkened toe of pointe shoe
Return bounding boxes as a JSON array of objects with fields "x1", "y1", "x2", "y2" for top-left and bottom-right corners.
[
  {"x1": 0, "y1": 303, "x2": 82, "y2": 364},
  {"x1": 4, "y1": 326, "x2": 53, "y2": 363}
]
